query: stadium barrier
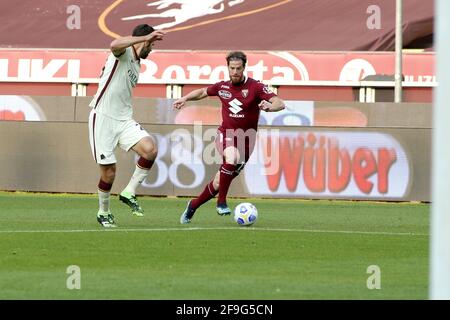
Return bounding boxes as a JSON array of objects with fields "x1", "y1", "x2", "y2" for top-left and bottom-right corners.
[
  {"x1": 0, "y1": 95, "x2": 432, "y2": 128},
  {"x1": 0, "y1": 97, "x2": 431, "y2": 200}
]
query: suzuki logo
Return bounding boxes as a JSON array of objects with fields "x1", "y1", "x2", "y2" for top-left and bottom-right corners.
[{"x1": 228, "y1": 98, "x2": 243, "y2": 114}]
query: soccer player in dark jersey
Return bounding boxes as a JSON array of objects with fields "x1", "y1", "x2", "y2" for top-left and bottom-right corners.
[{"x1": 173, "y1": 51, "x2": 286, "y2": 224}]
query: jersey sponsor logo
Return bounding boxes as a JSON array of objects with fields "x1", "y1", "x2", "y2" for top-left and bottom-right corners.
[
  {"x1": 228, "y1": 98, "x2": 243, "y2": 114},
  {"x1": 220, "y1": 85, "x2": 230, "y2": 89},
  {"x1": 128, "y1": 69, "x2": 138, "y2": 87},
  {"x1": 219, "y1": 90, "x2": 232, "y2": 99},
  {"x1": 228, "y1": 98, "x2": 244, "y2": 118},
  {"x1": 242, "y1": 89, "x2": 248, "y2": 98}
]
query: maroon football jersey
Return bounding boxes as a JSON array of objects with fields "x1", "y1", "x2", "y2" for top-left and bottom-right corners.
[{"x1": 207, "y1": 77, "x2": 276, "y2": 132}]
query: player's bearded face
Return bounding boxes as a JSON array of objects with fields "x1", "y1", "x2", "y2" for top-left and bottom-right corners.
[{"x1": 228, "y1": 60, "x2": 245, "y2": 84}]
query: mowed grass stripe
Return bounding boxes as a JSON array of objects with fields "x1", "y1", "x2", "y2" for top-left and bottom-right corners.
[{"x1": 0, "y1": 227, "x2": 428, "y2": 236}]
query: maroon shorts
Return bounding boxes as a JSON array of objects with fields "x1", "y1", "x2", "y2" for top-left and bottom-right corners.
[{"x1": 215, "y1": 128, "x2": 257, "y2": 164}]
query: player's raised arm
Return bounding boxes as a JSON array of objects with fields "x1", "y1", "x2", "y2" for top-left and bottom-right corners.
[
  {"x1": 259, "y1": 96, "x2": 286, "y2": 112},
  {"x1": 172, "y1": 87, "x2": 209, "y2": 109},
  {"x1": 110, "y1": 30, "x2": 165, "y2": 57}
]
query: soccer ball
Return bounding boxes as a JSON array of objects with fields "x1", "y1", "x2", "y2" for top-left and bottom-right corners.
[{"x1": 234, "y1": 202, "x2": 258, "y2": 226}]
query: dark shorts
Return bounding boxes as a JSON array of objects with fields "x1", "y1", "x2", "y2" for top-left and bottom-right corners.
[{"x1": 215, "y1": 128, "x2": 257, "y2": 164}]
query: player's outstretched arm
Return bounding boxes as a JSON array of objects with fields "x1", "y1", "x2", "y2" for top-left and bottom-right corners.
[
  {"x1": 110, "y1": 30, "x2": 165, "y2": 57},
  {"x1": 259, "y1": 96, "x2": 286, "y2": 112},
  {"x1": 172, "y1": 88, "x2": 208, "y2": 109}
]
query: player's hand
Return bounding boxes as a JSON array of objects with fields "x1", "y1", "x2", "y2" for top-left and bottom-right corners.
[
  {"x1": 147, "y1": 30, "x2": 166, "y2": 42},
  {"x1": 258, "y1": 100, "x2": 272, "y2": 112},
  {"x1": 172, "y1": 98, "x2": 186, "y2": 110}
]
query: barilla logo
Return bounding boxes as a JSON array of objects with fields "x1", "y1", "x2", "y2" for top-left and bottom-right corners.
[
  {"x1": 219, "y1": 90, "x2": 232, "y2": 99},
  {"x1": 244, "y1": 131, "x2": 410, "y2": 198}
]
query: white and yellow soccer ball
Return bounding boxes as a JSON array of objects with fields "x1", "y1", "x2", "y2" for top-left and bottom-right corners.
[{"x1": 234, "y1": 202, "x2": 258, "y2": 226}]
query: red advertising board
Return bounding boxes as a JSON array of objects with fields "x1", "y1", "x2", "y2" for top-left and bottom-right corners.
[{"x1": 0, "y1": 50, "x2": 435, "y2": 85}]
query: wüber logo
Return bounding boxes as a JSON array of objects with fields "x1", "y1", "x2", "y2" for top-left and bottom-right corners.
[
  {"x1": 244, "y1": 131, "x2": 410, "y2": 198},
  {"x1": 228, "y1": 98, "x2": 244, "y2": 118}
]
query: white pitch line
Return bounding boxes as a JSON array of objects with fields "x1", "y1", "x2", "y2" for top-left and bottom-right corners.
[{"x1": 0, "y1": 227, "x2": 428, "y2": 236}]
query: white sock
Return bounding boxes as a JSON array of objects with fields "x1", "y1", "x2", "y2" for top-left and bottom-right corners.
[
  {"x1": 98, "y1": 189, "x2": 110, "y2": 214},
  {"x1": 123, "y1": 166, "x2": 149, "y2": 195}
]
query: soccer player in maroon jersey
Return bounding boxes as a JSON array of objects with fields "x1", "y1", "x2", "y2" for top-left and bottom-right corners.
[{"x1": 173, "y1": 51, "x2": 286, "y2": 224}]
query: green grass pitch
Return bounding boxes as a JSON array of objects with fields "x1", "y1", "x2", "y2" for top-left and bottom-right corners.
[{"x1": 0, "y1": 192, "x2": 429, "y2": 299}]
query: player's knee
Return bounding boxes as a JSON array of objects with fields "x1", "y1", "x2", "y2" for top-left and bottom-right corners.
[
  {"x1": 223, "y1": 147, "x2": 240, "y2": 164},
  {"x1": 223, "y1": 155, "x2": 239, "y2": 165},
  {"x1": 105, "y1": 173, "x2": 115, "y2": 183},
  {"x1": 142, "y1": 142, "x2": 158, "y2": 161},
  {"x1": 102, "y1": 167, "x2": 116, "y2": 184}
]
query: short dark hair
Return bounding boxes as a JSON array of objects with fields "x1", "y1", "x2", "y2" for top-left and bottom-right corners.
[
  {"x1": 132, "y1": 24, "x2": 155, "y2": 36},
  {"x1": 226, "y1": 51, "x2": 247, "y2": 67}
]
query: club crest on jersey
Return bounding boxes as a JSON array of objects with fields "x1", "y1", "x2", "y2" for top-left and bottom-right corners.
[
  {"x1": 219, "y1": 90, "x2": 232, "y2": 99},
  {"x1": 263, "y1": 85, "x2": 273, "y2": 94},
  {"x1": 241, "y1": 89, "x2": 249, "y2": 98}
]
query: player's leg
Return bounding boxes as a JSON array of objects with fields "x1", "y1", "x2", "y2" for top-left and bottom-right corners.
[
  {"x1": 180, "y1": 170, "x2": 220, "y2": 224},
  {"x1": 89, "y1": 109, "x2": 118, "y2": 227},
  {"x1": 216, "y1": 146, "x2": 240, "y2": 215},
  {"x1": 180, "y1": 130, "x2": 224, "y2": 224},
  {"x1": 216, "y1": 130, "x2": 256, "y2": 215},
  {"x1": 124, "y1": 136, "x2": 157, "y2": 196},
  {"x1": 96, "y1": 164, "x2": 117, "y2": 227},
  {"x1": 117, "y1": 121, "x2": 157, "y2": 216},
  {"x1": 192, "y1": 171, "x2": 220, "y2": 210}
]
